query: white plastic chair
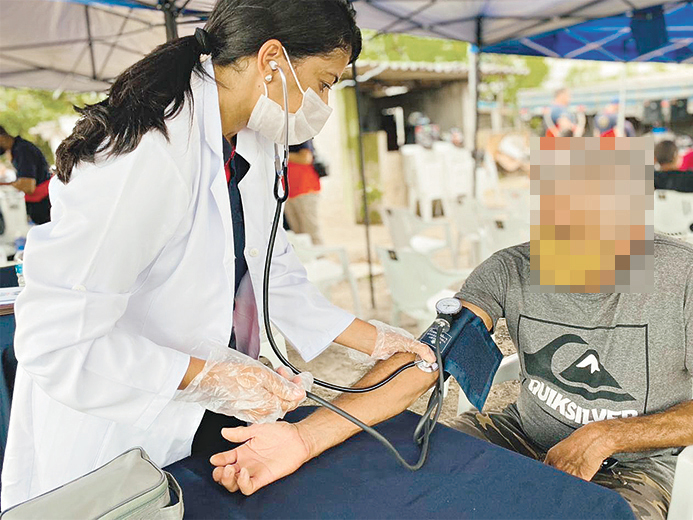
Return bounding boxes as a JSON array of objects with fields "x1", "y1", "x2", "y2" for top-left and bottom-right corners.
[
  {"x1": 480, "y1": 217, "x2": 531, "y2": 262},
  {"x1": 449, "y1": 196, "x2": 486, "y2": 268},
  {"x1": 384, "y1": 207, "x2": 457, "y2": 267},
  {"x1": 376, "y1": 247, "x2": 471, "y2": 330},
  {"x1": 654, "y1": 190, "x2": 693, "y2": 244},
  {"x1": 669, "y1": 446, "x2": 693, "y2": 519},
  {"x1": 456, "y1": 353, "x2": 693, "y2": 520},
  {"x1": 0, "y1": 187, "x2": 29, "y2": 247},
  {"x1": 286, "y1": 231, "x2": 362, "y2": 317},
  {"x1": 400, "y1": 144, "x2": 446, "y2": 221},
  {"x1": 433, "y1": 141, "x2": 474, "y2": 216},
  {"x1": 258, "y1": 323, "x2": 289, "y2": 369}
]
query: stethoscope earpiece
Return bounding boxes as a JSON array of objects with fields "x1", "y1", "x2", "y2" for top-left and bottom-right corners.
[{"x1": 269, "y1": 60, "x2": 278, "y2": 71}]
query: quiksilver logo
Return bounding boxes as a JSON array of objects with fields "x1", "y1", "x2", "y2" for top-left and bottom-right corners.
[
  {"x1": 528, "y1": 378, "x2": 638, "y2": 424},
  {"x1": 524, "y1": 334, "x2": 636, "y2": 402}
]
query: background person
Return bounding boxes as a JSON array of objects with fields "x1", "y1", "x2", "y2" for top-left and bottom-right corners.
[
  {"x1": 0, "y1": 126, "x2": 51, "y2": 224},
  {"x1": 654, "y1": 140, "x2": 693, "y2": 192},
  {"x1": 284, "y1": 139, "x2": 323, "y2": 244}
]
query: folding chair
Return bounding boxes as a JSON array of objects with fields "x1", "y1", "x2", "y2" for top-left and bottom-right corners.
[
  {"x1": 376, "y1": 247, "x2": 470, "y2": 331},
  {"x1": 384, "y1": 207, "x2": 457, "y2": 267},
  {"x1": 286, "y1": 231, "x2": 362, "y2": 317},
  {"x1": 654, "y1": 190, "x2": 693, "y2": 244}
]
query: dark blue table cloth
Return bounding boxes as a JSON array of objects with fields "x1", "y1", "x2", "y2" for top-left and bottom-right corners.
[{"x1": 166, "y1": 407, "x2": 635, "y2": 520}]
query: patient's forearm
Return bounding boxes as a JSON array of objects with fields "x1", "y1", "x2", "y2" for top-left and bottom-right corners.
[
  {"x1": 297, "y1": 354, "x2": 437, "y2": 459},
  {"x1": 599, "y1": 400, "x2": 693, "y2": 455}
]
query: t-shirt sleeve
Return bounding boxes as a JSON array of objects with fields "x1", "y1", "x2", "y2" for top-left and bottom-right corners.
[
  {"x1": 13, "y1": 144, "x2": 40, "y2": 180},
  {"x1": 454, "y1": 252, "x2": 510, "y2": 330}
]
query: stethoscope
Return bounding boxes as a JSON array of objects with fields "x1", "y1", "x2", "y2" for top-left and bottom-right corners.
[{"x1": 259, "y1": 59, "x2": 446, "y2": 470}]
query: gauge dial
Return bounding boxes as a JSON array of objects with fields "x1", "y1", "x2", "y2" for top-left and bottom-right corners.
[{"x1": 435, "y1": 297, "x2": 463, "y2": 316}]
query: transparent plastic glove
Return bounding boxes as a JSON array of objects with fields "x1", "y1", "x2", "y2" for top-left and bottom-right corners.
[
  {"x1": 175, "y1": 346, "x2": 312, "y2": 424},
  {"x1": 368, "y1": 320, "x2": 436, "y2": 363}
]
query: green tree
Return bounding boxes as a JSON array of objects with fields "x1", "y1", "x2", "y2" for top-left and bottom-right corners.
[
  {"x1": 0, "y1": 87, "x2": 103, "y2": 163},
  {"x1": 480, "y1": 54, "x2": 549, "y2": 106},
  {"x1": 360, "y1": 30, "x2": 469, "y2": 62},
  {"x1": 359, "y1": 31, "x2": 549, "y2": 107}
]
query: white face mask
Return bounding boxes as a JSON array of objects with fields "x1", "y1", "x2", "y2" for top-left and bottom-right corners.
[{"x1": 247, "y1": 47, "x2": 333, "y2": 145}]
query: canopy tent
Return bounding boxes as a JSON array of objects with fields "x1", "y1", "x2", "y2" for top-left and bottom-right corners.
[
  {"x1": 351, "y1": 0, "x2": 680, "y2": 47},
  {"x1": 0, "y1": 0, "x2": 206, "y2": 91},
  {"x1": 2, "y1": 0, "x2": 689, "y2": 308},
  {"x1": 483, "y1": 1, "x2": 693, "y2": 62}
]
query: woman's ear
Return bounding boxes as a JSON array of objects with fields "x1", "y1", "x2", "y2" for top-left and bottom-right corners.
[{"x1": 257, "y1": 39, "x2": 284, "y2": 77}]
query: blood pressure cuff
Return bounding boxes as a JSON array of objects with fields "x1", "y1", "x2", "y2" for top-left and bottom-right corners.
[{"x1": 419, "y1": 308, "x2": 503, "y2": 411}]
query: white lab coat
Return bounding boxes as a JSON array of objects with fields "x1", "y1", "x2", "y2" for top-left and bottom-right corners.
[{"x1": 1, "y1": 59, "x2": 355, "y2": 509}]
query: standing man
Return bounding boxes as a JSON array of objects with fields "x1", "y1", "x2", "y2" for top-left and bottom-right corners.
[
  {"x1": 545, "y1": 88, "x2": 585, "y2": 137},
  {"x1": 0, "y1": 126, "x2": 51, "y2": 225},
  {"x1": 284, "y1": 139, "x2": 323, "y2": 245}
]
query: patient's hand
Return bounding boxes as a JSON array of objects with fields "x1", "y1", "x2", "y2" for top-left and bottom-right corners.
[
  {"x1": 544, "y1": 421, "x2": 613, "y2": 481},
  {"x1": 210, "y1": 421, "x2": 312, "y2": 495}
]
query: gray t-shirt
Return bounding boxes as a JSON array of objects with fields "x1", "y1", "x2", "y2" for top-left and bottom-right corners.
[{"x1": 456, "y1": 234, "x2": 693, "y2": 460}]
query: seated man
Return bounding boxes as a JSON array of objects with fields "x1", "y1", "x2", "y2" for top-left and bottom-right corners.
[
  {"x1": 210, "y1": 140, "x2": 692, "y2": 520},
  {"x1": 655, "y1": 140, "x2": 693, "y2": 192}
]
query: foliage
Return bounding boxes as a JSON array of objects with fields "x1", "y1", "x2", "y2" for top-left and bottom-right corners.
[
  {"x1": 360, "y1": 30, "x2": 469, "y2": 62},
  {"x1": 0, "y1": 87, "x2": 103, "y2": 163},
  {"x1": 359, "y1": 31, "x2": 549, "y2": 107},
  {"x1": 480, "y1": 54, "x2": 549, "y2": 106}
]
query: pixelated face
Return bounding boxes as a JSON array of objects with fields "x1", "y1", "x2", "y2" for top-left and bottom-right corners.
[{"x1": 529, "y1": 136, "x2": 654, "y2": 294}]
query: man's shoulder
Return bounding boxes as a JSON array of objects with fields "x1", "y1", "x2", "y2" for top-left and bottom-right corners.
[{"x1": 654, "y1": 233, "x2": 693, "y2": 268}]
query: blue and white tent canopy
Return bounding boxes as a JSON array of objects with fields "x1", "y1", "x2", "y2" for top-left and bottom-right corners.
[
  {"x1": 351, "y1": 0, "x2": 680, "y2": 48},
  {"x1": 0, "y1": 0, "x2": 689, "y2": 91},
  {"x1": 0, "y1": 0, "x2": 207, "y2": 91},
  {"x1": 483, "y1": 1, "x2": 693, "y2": 63}
]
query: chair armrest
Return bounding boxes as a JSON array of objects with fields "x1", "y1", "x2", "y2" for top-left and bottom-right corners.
[
  {"x1": 491, "y1": 353, "x2": 520, "y2": 386},
  {"x1": 303, "y1": 245, "x2": 351, "y2": 277},
  {"x1": 668, "y1": 445, "x2": 693, "y2": 520}
]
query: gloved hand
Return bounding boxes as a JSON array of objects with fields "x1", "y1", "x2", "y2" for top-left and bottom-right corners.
[
  {"x1": 368, "y1": 320, "x2": 436, "y2": 363},
  {"x1": 175, "y1": 346, "x2": 313, "y2": 424}
]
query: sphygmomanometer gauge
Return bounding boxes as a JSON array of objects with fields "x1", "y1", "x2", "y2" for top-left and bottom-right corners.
[{"x1": 435, "y1": 297, "x2": 463, "y2": 319}]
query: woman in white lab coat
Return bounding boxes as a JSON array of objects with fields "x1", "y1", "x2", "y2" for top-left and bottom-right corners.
[{"x1": 1, "y1": 0, "x2": 435, "y2": 509}]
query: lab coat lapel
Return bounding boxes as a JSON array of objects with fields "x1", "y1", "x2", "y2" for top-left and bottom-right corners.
[
  {"x1": 199, "y1": 60, "x2": 234, "y2": 268},
  {"x1": 237, "y1": 129, "x2": 272, "y2": 239}
]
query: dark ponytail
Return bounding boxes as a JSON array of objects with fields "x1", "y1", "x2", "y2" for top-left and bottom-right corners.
[{"x1": 56, "y1": 0, "x2": 361, "y2": 183}]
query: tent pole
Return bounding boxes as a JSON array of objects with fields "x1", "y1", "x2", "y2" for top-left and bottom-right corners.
[
  {"x1": 352, "y1": 60, "x2": 376, "y2": 310},
  {"x1": 161, "y1": 0, "x2": 178, "y2": 41},
  {"x1": 617, "y1": 62, "x2": 627, "y2": 135},
  {"x1": 470, "y1": 16, "x2": 482, "y2": 198}
]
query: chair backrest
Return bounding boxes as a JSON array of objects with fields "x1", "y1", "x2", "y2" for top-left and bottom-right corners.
[
  {"x1": 376, "y1": 247, "x2": 448, "y2": 312},
  {"x1": 653, "y1": 189, "x2": 693, "y2": 239},
  {"x1": 384, "y1": 207, "x2": 434, "y2": 248},
  {"x1": 400, "y1": 144, "x2": 446, "y2": 202},
  {"x1": 383, "y1": 208, "x2": 414, "y2": 249},
  {"x1": 433, "y1": 142, "x2": 474, "y2": 201},
  {"x1": 482, "y1": 218, "x2": 530, "y2": 260},
  {"x1": 285, "y1": 231, "x2": 319, "y2": 263},
  {"x1": 450, "y1": 196, "x2": 485, "y2": 237}
]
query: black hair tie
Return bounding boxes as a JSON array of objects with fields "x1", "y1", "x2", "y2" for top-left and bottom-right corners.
[{"x1": 194, "y1": 27, "x2": 213, "y2": 55}]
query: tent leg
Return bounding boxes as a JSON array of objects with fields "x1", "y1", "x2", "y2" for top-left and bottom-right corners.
[
  {"x1": 161, "y1": 1, "x2": 178, "y2": 41},
  {"x1": 471, "y1": 17, "x2": 482, "y2": 199},
  {"x1": 617, "y1": 62, "x2": 627, "y2": 135},
  {"x1": 352, "y1": 61, "x2": 376, "y2": 311}
]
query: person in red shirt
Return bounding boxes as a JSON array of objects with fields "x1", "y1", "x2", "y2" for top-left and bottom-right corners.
[{"x1": 284, "y1": 139, "x2": 323, "y2": 244}]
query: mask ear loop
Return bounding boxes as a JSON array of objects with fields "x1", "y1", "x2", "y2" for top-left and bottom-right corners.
[{"x1": 268, "y1": 60, "x2": 290, "y2": 203}]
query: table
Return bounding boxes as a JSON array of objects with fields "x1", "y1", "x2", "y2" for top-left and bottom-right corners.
[{"x1": 166, "y1": 407, "x2": 635, "y2": 520}]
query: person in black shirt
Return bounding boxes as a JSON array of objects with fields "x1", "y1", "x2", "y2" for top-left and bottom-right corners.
[
  {"x1": 0, "y1": 126, "x2": 51, "y2": 224},
  {"x1": 654, "y1": 140, "x2": 693, "y2": 193}
]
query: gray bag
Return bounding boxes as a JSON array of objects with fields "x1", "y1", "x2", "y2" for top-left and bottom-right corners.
[{"x1": 0, "y1": 447, "x2": 183, "y2": 520}]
